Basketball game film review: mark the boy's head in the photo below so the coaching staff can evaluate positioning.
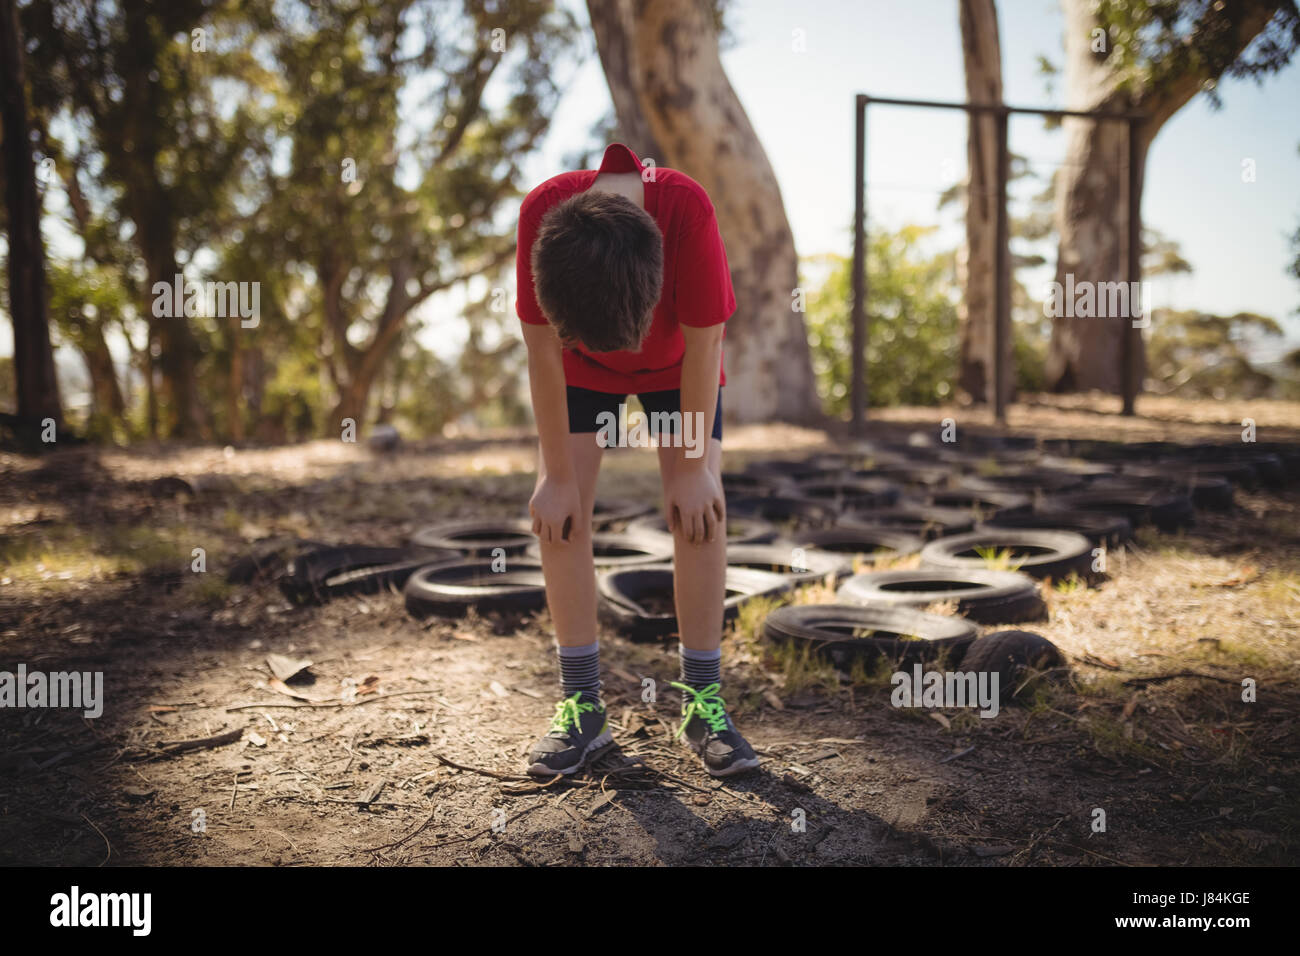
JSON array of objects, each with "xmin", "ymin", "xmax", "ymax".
[{"xmin": 530, "ymin": 190, "xmax": 663, "ymax": 353}]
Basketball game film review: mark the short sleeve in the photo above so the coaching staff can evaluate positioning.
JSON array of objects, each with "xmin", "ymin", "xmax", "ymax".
[
  {"xmin": 673, "ymin": 194, "xmax": 736, "ymax": 328},
  {"xmin": 515, "ymin": 190, "xmax": 550, "ymax": 326}
]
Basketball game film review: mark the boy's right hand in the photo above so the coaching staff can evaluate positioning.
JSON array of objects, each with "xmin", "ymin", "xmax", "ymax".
[{"xmin": 529, "ymin": 475, "xmax": 582, "ymax": 544}]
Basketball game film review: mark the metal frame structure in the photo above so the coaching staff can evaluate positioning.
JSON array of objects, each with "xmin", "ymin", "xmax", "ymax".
[{"xmin": 850, "ymin": 94, "xmax": 1146, "ymax": 434}]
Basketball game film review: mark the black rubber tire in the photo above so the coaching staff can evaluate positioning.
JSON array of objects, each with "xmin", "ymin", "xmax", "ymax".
[
  {"xmin": 524, "ymin": 530, "xmax": 674, "ymax": 568},
  {"xmin": 792, "ymin": 477, "xmax": 902, "ymax": 511},
  {"xmin": 926, "ymin": 488, "xmax": 1034, "ymax": 520},
  {"xmin": 743, "ymin": 459, "xmax": 840, "ymax": 483},
  {"xmin": 1107, "ymin": 470, "xmax": 1234, "ymax": 512},
  {"xmin": 919, "ymin": 529, "xmax": 1094, "ymax": 580},
  {"xmin": 721, "ymin": 471, "xmax": 793, "ymax": 497},
  {"xmin": 836, "ymin": 568, "xmax": 1046, "ymax": 624},
  {"xmin": 320, "ymin": 555, "xmax": 456, "ymax": 599},
  {"xmin": 1043, "ymin": 489, "xmax": 1194, "ymax": 532},
  {"xmin": 280, "ymin": 545, "xmax": 419, "ymax": 605},
  {"xmin": 790, "ymin": 527, "xmax": 924, "ymax": 561},
  {"xmin": 848, "ymin": 465, "xmax": 956, "ymax": 489},
  {"xmin": 627, "ymin": 513, "xmax": 780, "ymax": 546},
  {"xmin": 590, "ymin": 498, "xmax": 656, "ymax": 530},
  {"xmin": 762, "ymin": 604, "xmax": 978, "ymax": 665},
  {"xmin": 725, "ymin": 543, "xmax": 853, "ymax": 584},
  {"xmin": 727, "ymin": 494, "xmax": 840, "ymax": 529},
  {"xmin": 409, "ymin": 519, "xmax": 536, "ymax": 556},
  {"xmin": 403, "ymin": 559, "xmax": 548, "ymax": 617},
  {"xmin": 838, "ymin": 504, "xmax": 977, "ymax": 540},
  {"xmin": 227, "ymin": 537, "xmax": 329, "ymax": 584},
  {"xmin": 977, "ymin": 508, "xmax": 1132, "ymax": 546},
  {"xmin": 598, "ymin": 564, "xmax": 791, "ymax": 640},
  {"xmin": 958, "ymin": 630, "xmax": 1068, "ymax": 702},
  {"xmin": 959, "ymin": 469, "xmax": 1088, "ymax": 495}
]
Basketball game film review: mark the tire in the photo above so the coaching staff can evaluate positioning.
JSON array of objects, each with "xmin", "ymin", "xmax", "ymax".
[
  {"xmin": 280, "ymin": 545, "xmax": 419, "ymax": 605},
  {"xmin": 590, "ymin": 497, "xmax": 656, "ymax": 530},
  {"xmin": 977, "ymin": 509, "xmax": 1132, "ymax": 546},
  {"xmin": 1109, "ymin": 470, "xmax": 1233, "ymax": 511},
  {"xmin": 959, "ymin": 469, "xmax": 1088, "ymax": 495},
  {"xmin": 628, "ymin": 513, "xmax": 780, "ymax": 545},
  {"xmin": 792, "ymin": 477, "xmax": 902, "ymax": 511},
  {"xmin": 598, "ymin": 564, "xmax": 791, "ymax": 640},
  {"xmin": 958, "ymin": 630, "xmax": 1067, "ymax": 702},
  {"xmin": 725, "ymin": 543, "xmax": 853, "ymax": 584},
  {"xmin": 722, "ymin": 471, "xmax": 795, "ymax": 497},
  {"xmin": 319, "ymin": 555, "xmax": 456, "ymax": 599},
  {"xmin": 226, "ymin": 537, "xmax": 329, "ymax": 585},
  {"xmin": 927, "ymin": 488, "xmax": 1034, "ymax": 520},
  {"xmin": 409, "ymin": 519, "xmax": 536, "ymax": 556},
  {"xmin": 762, "ymin": 604, "xmax": 977, "ymax": 665},
  {"xmin": 836, "ymin": 568, "xmax": 1046, "ymax": 624},
  {"xmin": 1043, "ymin": 489, "xmax": 1194, "ymax": 532},
  {"xmin": 524, "ymin": 530, "xmax": 674, "ymax": 568},
  {"xmin": 838, "ymin": 504, "xmax": 976, "ymax": 540},
  {"xmin": 403, "ymin": 559, "xmax": 548, "ymax": 618},
  {"xmin": 790, "ymin": 527, "xmax": 924, "ymax": 561},
  {"xmin": 919, "ymin": 529, "xmax": 1094, "ymax": 580},
  {"xmin": 848, "ymin": 465, "xmax": 955, "ymax": 489},
  {"xmin": 743, "ymin": 459, "xmax": 840, "ymax": 483},
  {"xmin": 727, "ymin": 494, "xmax": 840, "ymax": 529}
]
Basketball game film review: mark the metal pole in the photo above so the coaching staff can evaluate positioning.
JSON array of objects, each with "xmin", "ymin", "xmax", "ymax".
[
  {"xmin": 992, "ymin": 108, "xmax": 1010, "ymax": 426},
  {"xmin": 1120, "ymin": 117, "xmax": 1141, "ymax": 416},
  {"xmin": 851, "ymin": 95, "xmax": 867, "ymax": 435}
]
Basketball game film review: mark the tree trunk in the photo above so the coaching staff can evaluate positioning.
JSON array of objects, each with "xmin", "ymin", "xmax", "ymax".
[
  {"xmin": 0, "ymin": 0, "xmax": 62, "ymax": 440},
  {"xmin": 587, "ymin": 0, "xmax": 820, "ymax": 424},
  {"xmin": 1047, "ymin": 0, "xmax": 1280, "ymax": 394},
  {"xmin": 956, "ymin": 0, "xmax": 1009, "ymax": 406}
]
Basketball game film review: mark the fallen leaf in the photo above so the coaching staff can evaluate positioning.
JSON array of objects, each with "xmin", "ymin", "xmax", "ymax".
[
  {"xmin": 247, "ymin": 731, "xmax": 267, "ymax": 747},
  {"xmin": 266, "ymin": 653, "xmax": 313, "ymax": 682},
  {"xmin": 146, "ymin": 705, "xmax": 178, "ymax": 714},
  {"xmin": 266, "ymin": 678, "xmax": 313, "ymax": 701},
  {"xmin": 450, "ymin": 631, "xmax": 480, "ymax": 643},
  {"xmin": 762, "ymin": 689, "xmax": 785, "ymax": 711},
  {"xmin": 489, "ymin": 680, "xmax": 509, "ymax": 698},
  {"xmin": 929, "ymin": 712, "xmax": 951, "ymax": 730}
]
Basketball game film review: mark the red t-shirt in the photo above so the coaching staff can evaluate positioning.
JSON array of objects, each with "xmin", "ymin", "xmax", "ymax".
[{"xmin": 515, "ymin": 143, "xmax": 735, "ymax": 393}]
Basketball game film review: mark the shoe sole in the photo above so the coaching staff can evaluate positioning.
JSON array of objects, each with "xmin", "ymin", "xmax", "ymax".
[
  {"xmin": 525, "ymin": 727, "xmax": 614, "ymax": 778},
  {"xmin": 678, "ymin": 736, "xmax": 762, "ymax": 777}
]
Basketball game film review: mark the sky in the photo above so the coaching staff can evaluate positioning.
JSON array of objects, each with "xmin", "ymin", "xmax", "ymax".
[{"xmin": 506, "ymin": 0, "xmax": 1300, "ymax": 362}]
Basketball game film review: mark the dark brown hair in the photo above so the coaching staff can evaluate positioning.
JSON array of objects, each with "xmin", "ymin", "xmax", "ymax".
[{"xmin": 530, "ymin": 190, "xmax": 663, "ymax": 353}]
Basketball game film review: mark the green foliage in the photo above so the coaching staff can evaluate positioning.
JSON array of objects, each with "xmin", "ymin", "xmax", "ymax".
[
  {"xmin": 1090, "ymin": 1, "xmax": 1300, "ymax": 106},
  {"xmin": 803, "ymin": 225, "xmax": 959, "ymax": 413},
  {"xmin": 1146, "ymin": 308, "xmax": 1292, "ymax": 399}
]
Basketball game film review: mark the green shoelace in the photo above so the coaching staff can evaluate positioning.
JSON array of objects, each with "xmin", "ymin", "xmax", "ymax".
[
  {"xmin": 669, "ymin": 681, "xmax": 730, "ymax": 737},
  {"xmin": 549, "ymin": 692, "xmax": 599, "ymax": 733}
]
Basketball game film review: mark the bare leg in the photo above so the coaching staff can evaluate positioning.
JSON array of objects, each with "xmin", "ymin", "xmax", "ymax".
[
  {"xmin": 658, "ymin": 438, "xmax": 726, "ymax": 652},
  {"xmin": 534, "ymin": 433, "xmax": 604, "ymax": 648}
]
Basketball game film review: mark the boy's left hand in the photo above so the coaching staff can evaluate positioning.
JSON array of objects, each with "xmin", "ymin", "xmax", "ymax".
[{"xmin": 666, "ymin": 468, "xmax": 725, "ymax": 545}]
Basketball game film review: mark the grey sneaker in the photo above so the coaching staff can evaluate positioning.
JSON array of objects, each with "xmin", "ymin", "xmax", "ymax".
[
  {"xmin": 670, "ymin": 681, "xmax": 760, "ymax": 777},
  {"xmin": 525, "ymin": 692, "xmax": 613, "ymax": 777}
]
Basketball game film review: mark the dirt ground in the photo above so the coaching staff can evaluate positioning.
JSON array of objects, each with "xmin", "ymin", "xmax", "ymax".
[{"xmin": 2, "ymin": 395, "xmax": 1298, "ymax": 867}]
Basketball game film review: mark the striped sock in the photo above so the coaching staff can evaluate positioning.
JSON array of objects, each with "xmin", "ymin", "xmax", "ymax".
[
  {"xmin": 557, "ymin": 641, "xmax": 601, "ymax": 703},
  {"xmin": 679, "ymin": 643, "xmax": 722, "ymax": 691}
]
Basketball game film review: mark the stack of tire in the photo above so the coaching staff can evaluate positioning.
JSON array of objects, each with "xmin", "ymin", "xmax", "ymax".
[
  {"xmin": 751, "ymin": 435, "xmax": 1296, "ymax": 688},
  {"xmin": 232, "ymin": 435, "xmax": 1295, "ymax": 669}
]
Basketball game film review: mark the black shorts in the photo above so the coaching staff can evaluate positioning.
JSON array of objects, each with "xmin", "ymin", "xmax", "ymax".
[{"xmin": 566, "ymin": 386, "xmax": 723, "ymax": 442}]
